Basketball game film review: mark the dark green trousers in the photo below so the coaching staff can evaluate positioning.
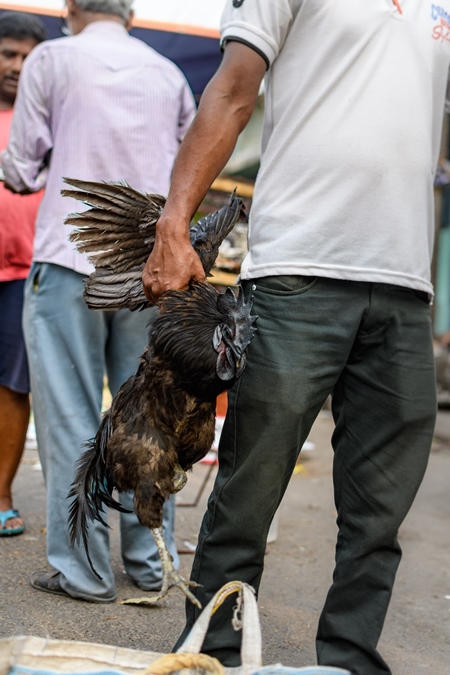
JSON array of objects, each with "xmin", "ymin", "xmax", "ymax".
[{"xmin": 175, "ymin": 277, "xmax": 436, "ymax": 675}]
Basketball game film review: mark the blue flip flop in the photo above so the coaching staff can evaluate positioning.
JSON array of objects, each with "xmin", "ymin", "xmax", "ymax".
[{"xmin": 0, "ymin": 509, "xmax": 25, "ymax": 536}]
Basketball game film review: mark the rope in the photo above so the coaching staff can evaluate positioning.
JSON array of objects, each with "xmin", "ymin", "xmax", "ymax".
[
  {"xmin": 231, "ymin": 592, "xmax": 243, "ymax": 632},
  {"xmin": 211, "ymin": 581, "xmax": 245, "ymax": 616},
  {"xmin": 141, "ymin": 652, "xmax": 226, "ymax": 675}
]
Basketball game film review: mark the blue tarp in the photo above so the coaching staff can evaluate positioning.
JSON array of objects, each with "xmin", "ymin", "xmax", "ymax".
[{"xmin": 0, "ymin": 9, "xmax": 222, "ymax": 99}]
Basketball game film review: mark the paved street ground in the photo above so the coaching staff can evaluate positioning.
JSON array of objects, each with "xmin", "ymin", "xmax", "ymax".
[{"xmin": 0, "ymin": 409, "xmax": 449, "ymax": 673}]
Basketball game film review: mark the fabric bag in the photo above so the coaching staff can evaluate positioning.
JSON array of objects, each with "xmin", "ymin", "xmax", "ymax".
[
  {"xmin": 175, "ymin": 582, "xmax": 349, "ymax": 675},
  {"xmin": 0, "ymin": 581, "xmax": 349, "ymax": 675}
]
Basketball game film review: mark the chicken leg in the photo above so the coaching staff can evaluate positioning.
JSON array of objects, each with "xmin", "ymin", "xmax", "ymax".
[{"xmin": 119, "ymin": 527, "xmax": 202, "ymax": 607}]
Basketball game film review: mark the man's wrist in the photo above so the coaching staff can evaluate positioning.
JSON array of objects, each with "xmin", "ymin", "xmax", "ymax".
[{"xmin": 156, "ymin": 212, "xmax": 193, "ymax": 242}]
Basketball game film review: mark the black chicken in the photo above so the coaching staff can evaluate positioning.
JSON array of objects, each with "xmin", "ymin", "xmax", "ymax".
[{"xmin": 64, "ymin": 179, "xmax": 257, "ymax": 607}]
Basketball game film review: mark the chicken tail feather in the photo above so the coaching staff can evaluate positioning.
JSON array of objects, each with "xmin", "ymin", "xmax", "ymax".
[{"xmin": 67, "ymin": 412, "xmax": 130, "ymax": 579}]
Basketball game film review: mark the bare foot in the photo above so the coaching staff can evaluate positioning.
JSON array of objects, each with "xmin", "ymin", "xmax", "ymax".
[
  {"xmin": 0, "ymin": 499, "xmax": 24, "ymax": 532},
  {"xmin": 2, "ymin": 514, "xmax": 24, "ymax": 530}
]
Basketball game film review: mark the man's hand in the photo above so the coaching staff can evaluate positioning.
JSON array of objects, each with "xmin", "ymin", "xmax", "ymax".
[
  {"xmin": 3, "ymin": 180, "xmax": 33, "ymax": 195},
  {"xmin": 142, "ymin": 218, "xmax": 206, "ymax": 304}
]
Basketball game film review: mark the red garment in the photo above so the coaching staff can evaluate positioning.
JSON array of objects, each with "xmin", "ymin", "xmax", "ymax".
[{"xmin": 0, "ymin": 109, "xmax": 43, "ymax": 281}]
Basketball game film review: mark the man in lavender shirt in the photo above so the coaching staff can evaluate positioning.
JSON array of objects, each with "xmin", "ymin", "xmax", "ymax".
[{"xmin": 1, "ymin": 0, "xmax": 196, "ymax": 602}]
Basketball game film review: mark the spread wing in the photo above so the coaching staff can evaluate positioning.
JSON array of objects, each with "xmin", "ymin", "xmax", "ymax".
[
  {"xmin": 63, "ymin": 178, "xmax": 246, "ymax": 312},
  {"xmin": 63, "ymin": 178, "xmax": 166, "ymax": 311}
]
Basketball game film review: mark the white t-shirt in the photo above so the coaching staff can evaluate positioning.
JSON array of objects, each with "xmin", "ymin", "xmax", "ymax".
[{"xmin": 221, "ymin": 0, "xmax": 450, "ymax": 294}]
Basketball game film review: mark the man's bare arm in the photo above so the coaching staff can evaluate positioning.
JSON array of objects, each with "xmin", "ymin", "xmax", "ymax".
[{"xmin": 142, "ymin": 41, "xmax": 267, "ymax": 302}]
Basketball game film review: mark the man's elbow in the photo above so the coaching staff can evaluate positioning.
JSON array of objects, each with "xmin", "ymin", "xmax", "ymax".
[{"xmin": 1, "ymin": 149, "xmax": 47, "ymax": 194}]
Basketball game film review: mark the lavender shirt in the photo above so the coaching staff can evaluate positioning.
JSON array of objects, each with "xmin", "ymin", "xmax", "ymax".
[{"xmin": 1, "ymin": 21, "xmax": 196, "ymax": 275}]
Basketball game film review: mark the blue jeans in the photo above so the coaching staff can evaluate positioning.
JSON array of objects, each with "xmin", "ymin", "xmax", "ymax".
[
  {"xmin": 175, "ymin": 276, "xmax": 436, "ymax": 675},
  {"xmin": 23, "ymin": 263, "xmax": 178, "ymax": 601}
]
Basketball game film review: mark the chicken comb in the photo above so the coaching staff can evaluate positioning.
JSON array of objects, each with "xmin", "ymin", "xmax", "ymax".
[
  {"xmin": 217, "ymin": 285, "xmax": 258, "ymax": 355},
  {"xmin": 213, "ymin": 286, "xmax": 258, "ymax": 382}
]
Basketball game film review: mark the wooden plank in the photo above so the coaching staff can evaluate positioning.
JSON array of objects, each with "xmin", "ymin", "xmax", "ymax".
[
  {"xmin": 211, "ymin": 177, "xmax": 254, "ymax": 199},
  {"xmin": 208, "ymin": 269, "xmax": 239, "ymax": 286}
]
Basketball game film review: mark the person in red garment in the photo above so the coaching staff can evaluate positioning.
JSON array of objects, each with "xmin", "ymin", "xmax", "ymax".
[{"xmin": 0, "ymin": 11, "xmax": 46, "ymax": 536}]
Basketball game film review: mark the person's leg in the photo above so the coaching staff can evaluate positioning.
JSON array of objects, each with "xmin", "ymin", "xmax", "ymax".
[
  {"xmin": 174, "ymin": 276, "xmax": 369, "ymax": 664},
  {"xmin": 23, "ymin": 263, "xmax": 115, "ymax": 601},
  {"xmin": 0, "ymin": 279, "xmax": 31, "ymax": 533},
  {"xmin": 316, "ymin": 285, "xmax": 436, "ymax": 675},
  {"xmin": 0, "ymin": 386, "xmax": 29, "ymax": 531},
  {"xmin": 105, "ymin": 307, "xmax": 179, "ymax": 587}
]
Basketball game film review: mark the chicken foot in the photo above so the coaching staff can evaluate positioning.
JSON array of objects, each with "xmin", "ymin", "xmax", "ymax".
[{"xmin": 119, "ymin": 526, "xmax": 202, "ymax": 608}]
